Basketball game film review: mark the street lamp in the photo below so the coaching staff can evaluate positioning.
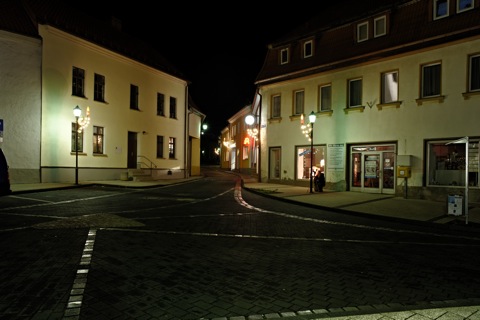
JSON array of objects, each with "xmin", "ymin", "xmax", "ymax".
[
  {"xmin": 73, "ymin": 105, "xmax": 81, "ymax": 185},
  {"xmin": 308, "ymin": 111, "xmax": 316, "ymax": 193}
]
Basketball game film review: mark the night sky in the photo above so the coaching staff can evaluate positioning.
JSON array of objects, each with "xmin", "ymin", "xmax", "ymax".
[{"xmin": 74, "ymin": 2, "xmax": 319, "ymax": 136}]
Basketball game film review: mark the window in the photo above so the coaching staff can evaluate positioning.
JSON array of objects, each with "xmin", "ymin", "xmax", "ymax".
[
  {"xmin": 348, "ymin": 78, "xmax": 362, "ymax": 107},
  {"xmin": 280, "ymin": 48, "xmax": 289, "ymax": 64},
  {"xmin": 458, "ymin": 0, "xmax": 474, "ymax": 12},
  {"xmin": 374, "ymin": 16, "xmax": 386, "ymax": 37},
  {"xmin": 71, "ymin": 123, "xmax": 83, "ymax": 153},
  {"xmin": 294, "ymin": 90, "xmax": 304, "ymax": 115},
  {"xmin": 94, "ymin": 73, "xmax": 105, "ymax": 102},
  {"xmin": 434, "ymin": 0, "xmax": 449, "ymax": 19},
  {"xmin": 168, "ymin": 137, "xmax": 176, "ymax": 159},
  {"xmin": 93, "ymin": 126, "xmax": 104, "ymax": 154},
  {"xmin": 130, "ymin": 84, "xmax": 139, "ymax": 110},
  {"xmin": 156, "ymin": 136, "xmax": 164, "ymax": 158},
  {"xmin": 357, "ymin": 22, "xmax": 368, "ymax": 42},
  {"xmin": 72, "ymin": 67, "xmax": 85, "ymax": 97},
  {"xmin": 421, "ymin": 62, "xmax": 441, "ymax": 98},
  {"xmin": 272, "ymin": 94, "xmax": 281, "ymax": 118},
  {"xmin": 318, "ymin": 84, "xmax": 331, "ymax": 111},
  {"xmin": 169, "ymin": 97, "xmax": 177, "ymax": 119},
  {"xmin": 381, "ymin": 71, "xmax": 399, "ymax": 103},
  {"xmin": 157, "ymin": 93, "xmax": 165, "ymax": 116},
  {"xmin": 468, "ymin": 54, "xmax": 480, "ymax": 92},
  {"xmin": 303, "ymin": 40, "xmax": 313, "ymax": 58},
  {"xmin": 427, "ymin": 139, "xmax": 479, "ymax": 187},
  {"xmin": 295, "ymin": 145, "xmax": 326, "ymax": 180}
]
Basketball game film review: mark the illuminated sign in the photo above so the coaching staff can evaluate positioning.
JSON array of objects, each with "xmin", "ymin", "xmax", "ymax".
[{"xmin": 243, "ymin": 137, "xmax": 250, "ymax": 145}]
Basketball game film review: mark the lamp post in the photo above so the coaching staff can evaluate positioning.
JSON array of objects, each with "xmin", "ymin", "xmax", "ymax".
[
  {"xmin": 308, "ymin": 111, "xmax": 316, "ymax": 193},
  {"xmin": 73, "ymin": 106, "xmax": 81, "ymax": 185}
]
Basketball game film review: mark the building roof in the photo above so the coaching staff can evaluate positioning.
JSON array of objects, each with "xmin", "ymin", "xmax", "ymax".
[
  {"xmin": 0, "ymin": 0, "xmax": 187, "ymax": 82},
  {"xmin": 255, "ymin": 0, "xmax": 480, "ymax": 85}
]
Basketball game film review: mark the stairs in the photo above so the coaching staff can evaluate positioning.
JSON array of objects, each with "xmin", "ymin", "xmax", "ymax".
[{"xmin": 127, "ymin": 169, "xmax": 154, "ymax": 181}]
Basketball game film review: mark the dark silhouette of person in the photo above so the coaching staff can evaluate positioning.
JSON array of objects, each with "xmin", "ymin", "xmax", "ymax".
[{"xmin": 314, "ymin": 170, "xmax": 325, "ymax": 192}]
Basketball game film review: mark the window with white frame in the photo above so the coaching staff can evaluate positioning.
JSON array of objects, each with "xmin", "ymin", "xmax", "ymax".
[
  {"xmin": 468, "ymin": 54, "xmax": 480, "ymax": 92},
  {"xmin": 357, "ymin": 22, "xmax": 368, "ymax": 42},
  {"xmin": 434, "ymin": 0, "xmax": 449, "ymax": 19},
  {"xmin": 303, "ymin": 40, "xmax": 313, "ymax": 58},
  {"xmin": 319, "ymin": 84, "xmax": 332, "ymax": 111},
  {"xmin": 272, "ymin": 94, "xmax": 281, "ymax": 118},
  {"xmin": 294, "ymin": 90, "xmax": 304, "ymax": 115},
  {"xmin": 381, "ymin": 70, "xmax": 399, "ymax": 103},
  {"xmin": 421, "ymin": 62, "xmax": 441, "ymax": 98},
  {"xmin": 374, "ymin": 16, "xmax": 386, "ymax": 37},
  {"xmin": 280, "ymin": 48, "xmax": 289, "ymax": 64},
  {"xmin": 93, "ymin": 126, "xmax": 104, "ymax": 154},
  {"xmin": 348, "ymin": 78, "xmax": 362, "ymax": 107},
  {"xmin": 427, "ymin": 139, "xmax": 479, "ymax": 187},
  {"xmin": 457, "ymin": 0, "xmax": 474, "ymax": 12}
]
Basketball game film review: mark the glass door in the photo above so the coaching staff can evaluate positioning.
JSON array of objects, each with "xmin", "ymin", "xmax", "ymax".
[{"xmin": 350, "ymin": 147, "xmax": 395, "ymax": 194}]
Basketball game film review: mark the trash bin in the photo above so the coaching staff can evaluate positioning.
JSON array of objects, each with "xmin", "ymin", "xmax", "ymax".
[
  {"xmin": 447, "ymin": 195, "xmax": 463, "ymax": 216},
  {"xmin": 120, "ymin": 172, "xmax": 129, "ymax": 181}
]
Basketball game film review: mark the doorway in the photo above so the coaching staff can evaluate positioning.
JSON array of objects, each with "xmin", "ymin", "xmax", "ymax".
[
  {"xmin": 127, "ymin": 131, "xmax": 137, "ymax": 168},
  {"xmin": 350, "ymin": 144, "xmax": 395, "ymax": 194}
]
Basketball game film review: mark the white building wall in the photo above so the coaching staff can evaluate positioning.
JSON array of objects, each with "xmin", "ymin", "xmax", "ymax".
[
  {"xmin": 260, "ymin": 37, "xmax": 480, "ymax": 192},
  {"xmin": 0, "ymin": 30, "xmax": 42, "ymax": 183},
  {"xmin": 39, "ymin": 25, "xmax": 187, "ymax": 182}
]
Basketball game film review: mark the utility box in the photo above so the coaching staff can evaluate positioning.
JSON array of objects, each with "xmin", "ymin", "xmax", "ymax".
[{"xmin": 447, "ymin": 195, "xmax": 463, "ymax": 216}]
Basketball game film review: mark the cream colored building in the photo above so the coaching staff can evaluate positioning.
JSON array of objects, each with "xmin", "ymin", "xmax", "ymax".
[
  {"xmin": 0, "ymin": 1, "xmax": 205, "ymax": 184},
  {"xmin": 254, "ymin": 0, "xmax": 480, "ymax": 201}
]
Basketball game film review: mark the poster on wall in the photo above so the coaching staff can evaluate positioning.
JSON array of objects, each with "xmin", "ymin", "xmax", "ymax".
[
  {"xmin": 365, "ymin": 160, "xmax": 377, "ymax": 178},
  {"xmin": 327, "ymin": 144, "xmax": 345, "ymax": 170}
]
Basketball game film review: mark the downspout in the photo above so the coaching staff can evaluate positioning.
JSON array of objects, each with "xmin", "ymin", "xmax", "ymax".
[
  {"xmin": 257, "ymin": 89, "xmax": 262, "ymax": 182},
  {"xmin": 184, "ymin": 85, "xmax": 189, "ymax": 178}
]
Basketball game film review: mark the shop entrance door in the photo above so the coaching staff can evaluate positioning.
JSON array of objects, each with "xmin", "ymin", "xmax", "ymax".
[{"xmin": 351, "ymin": 147, "xmax": 395, "ymax": 194}]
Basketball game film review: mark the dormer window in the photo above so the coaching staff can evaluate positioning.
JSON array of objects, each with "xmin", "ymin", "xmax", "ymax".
[
  {"xmin": 374, "ymin": 16, "xmax": 386, "ymax": 38},
  {"xmin": 434, "ymin": 0, "xmax": 449, "ymax": 19},
  {"xmin": 457, "ymin": 0, "xmax": 473, "ymax": 12},
  {"xmin": 303, "ymin": 40, "xmax": 313, "ymax": 58},
  {"xmin": 280, "ymin": 48, "xmax": 289, "ymax": 65},
  {"xmin": 357, "ymin": 22, "xmax": 368, "ymax": 42}
]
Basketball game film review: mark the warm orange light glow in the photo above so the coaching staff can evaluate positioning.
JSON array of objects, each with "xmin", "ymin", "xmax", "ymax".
[{"xmin": 243, "ymin": 137, "xmax": 250, "ymax": 145}]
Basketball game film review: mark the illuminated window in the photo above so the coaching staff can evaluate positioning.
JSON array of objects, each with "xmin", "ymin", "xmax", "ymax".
[
  {"xmin": 381, "ymin": 71, "xmax": 399, "ymax": 103},
  {"xmin": 169, "ymin": 137, "xmax": 175, "ymax": 159},
  {"xmin": 93, "ymin": 126, "xmax": 104, "ymax": 154},
  {"xmin": 71, "ymin": 123, "xmax": 83, "ymax": 152}
]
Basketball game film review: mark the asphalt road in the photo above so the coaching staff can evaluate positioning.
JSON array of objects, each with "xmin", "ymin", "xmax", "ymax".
[{"xmin": 1, "ymin": 168, "xmax": 479, "ymax": 320}]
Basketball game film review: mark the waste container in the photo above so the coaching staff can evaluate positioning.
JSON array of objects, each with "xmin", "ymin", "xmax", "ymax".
[{"xmin": 447, "ymin": 195, "xmax": 463, "ymax": 216}]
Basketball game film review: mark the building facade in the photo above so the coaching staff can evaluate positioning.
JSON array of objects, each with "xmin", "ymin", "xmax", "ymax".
[
  {"xmin": 0, "ymin": 0, "xmax": 205, "ymax": 184},
  {"xmin": 254, "ymin": 0, "xmax": 480, "ymax": 201}
]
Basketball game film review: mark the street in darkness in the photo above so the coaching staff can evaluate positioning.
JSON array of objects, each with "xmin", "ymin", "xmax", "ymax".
[{"xmin": 0, "ymin": 168, "xmax": 479, "ymax": 319}]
